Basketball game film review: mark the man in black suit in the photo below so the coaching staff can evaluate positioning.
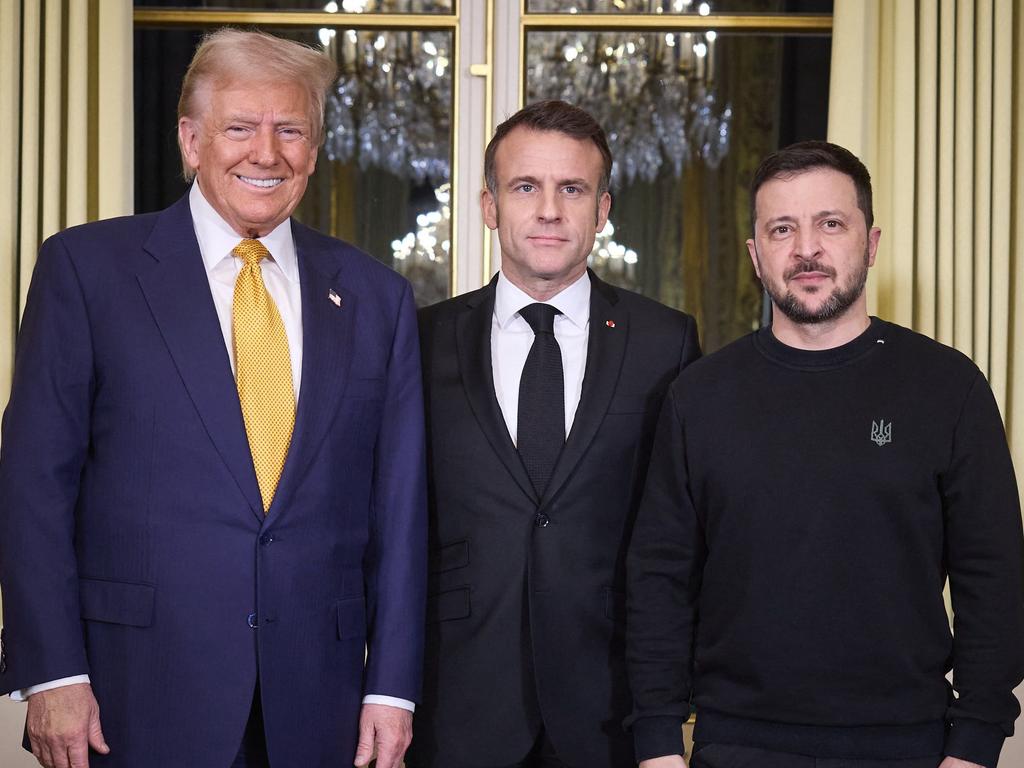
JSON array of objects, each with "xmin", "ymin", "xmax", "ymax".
[{"xmin": 408, "ymin": 101, "xmax": 701, "ymax": 768}]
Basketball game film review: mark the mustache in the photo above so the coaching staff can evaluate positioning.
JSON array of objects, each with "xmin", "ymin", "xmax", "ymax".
[{"xmin": 784, "ymin": 260, "xmax": 837, "ymax": 280}]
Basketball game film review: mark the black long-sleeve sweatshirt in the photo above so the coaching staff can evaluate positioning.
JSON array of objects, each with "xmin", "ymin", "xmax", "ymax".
[{"xmin": 627, "ymin": 318, "xmax": 1024, "ymax": 767}]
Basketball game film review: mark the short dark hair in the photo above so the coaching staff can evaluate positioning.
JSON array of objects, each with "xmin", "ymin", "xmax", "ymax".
[
  {"xmin": 749, "ymin": 140, "xmax": 874, "ymax": 230},
  {"xmin": 484, "ymin": 100, "xmax": 613, "ymax": 196}
]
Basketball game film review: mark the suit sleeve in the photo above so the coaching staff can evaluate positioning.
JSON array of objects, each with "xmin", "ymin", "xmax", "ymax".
[
  {"xmin": 677, "ymin": 315, "xmax": 702, "ymax": 372},
  {"xmin": 941, "ymin": 372, "xmax": 1024, "ymax": 768},
  {"xmin": 362, "ymin": 280, "xmax": 428, "ymax": 702},
  {"xmin": 0, "ymin": 235, "xmax": 94, "ymax": 695},
  {"xmin": 625, "ymin": 379, "xmax": 705, "ymax": 760}
]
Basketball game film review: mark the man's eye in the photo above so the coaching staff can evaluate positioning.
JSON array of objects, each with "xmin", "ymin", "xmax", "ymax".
[
  {"xmin": 516, "ymin": 184, "xmax": 534, "ymax": 193},
  {"xmin": 772, "ymin": 225, "xmax": 790, "ymax": 235},
  {"xmin": 564, "ymin": 186, "xmax": 581, "ymax": 194},
  {"xmin": 226, "ymin": 126, "xmax": 250, "ymax": 137},
  {"xmin": 823, "ymin": 219, "xmax": 842, "ymax": 229},
  {"xmin": 279, "ymin": 128, "xmax": 303, "ymax": 139}
]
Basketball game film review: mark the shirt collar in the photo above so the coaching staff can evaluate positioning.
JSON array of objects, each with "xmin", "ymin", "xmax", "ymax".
[
  {"xmin": 188, "ymin": 181, "xmax": 299, "ymax": 283},
  {"xmin": 494, "ymin": 269, "xmax": 591, "ymax": 331}
]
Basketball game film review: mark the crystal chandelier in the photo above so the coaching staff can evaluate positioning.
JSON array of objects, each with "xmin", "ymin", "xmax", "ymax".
[
  {"xmin": 317, "ymin": 0, "xmax": 727, "ymax": 188},
  {"xmin": 320, "ymin": 19, "xmax": 452, "ymax": 185},
  {"xmin": 527, "ymin": 0, "xmax": 731, "ymax": 186}
]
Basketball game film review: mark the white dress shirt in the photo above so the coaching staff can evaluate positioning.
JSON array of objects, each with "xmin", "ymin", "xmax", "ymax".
[
  {"xmin": 491, "ymin": 270, "xmax": 591, "ymax": 444},
  {"xmin": 14, "ymin": 183, "xmax": 413, "ymax": 713}
]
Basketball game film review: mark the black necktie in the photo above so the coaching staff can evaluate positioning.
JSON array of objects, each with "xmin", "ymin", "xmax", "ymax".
[{"xmin": 517, "ymin": 303, "xmax": 565, "ymax": 497}]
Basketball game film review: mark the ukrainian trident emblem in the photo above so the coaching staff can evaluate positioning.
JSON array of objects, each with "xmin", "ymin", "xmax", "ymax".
[{"xmin": 871, "ymin": 419, "xmax": 892, "ymax": 446}]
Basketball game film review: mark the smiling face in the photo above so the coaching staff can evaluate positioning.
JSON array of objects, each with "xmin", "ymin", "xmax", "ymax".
[
  {"xmin": 482, "ymin": 126, "xmax": 611, "ymax": 300},
  {"xmin": 178, "ymin": 79, "xmax": 318, "ymax": 237},
  {"xmin": 747, "ymin": 167, "xmax": 881, "ymax": 331}
]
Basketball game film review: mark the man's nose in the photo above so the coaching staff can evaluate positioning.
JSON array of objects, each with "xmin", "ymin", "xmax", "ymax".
[
  {"xmin": 536, "ymin": 189, "xmax": 562, "ymax": 221},
  {"xmin": 248, "ymin": 127, "xmax": 279, "ymax": 165},
  {"xmin": 793, "ymin": 227, "xmax": 822, "ymax": 259}
]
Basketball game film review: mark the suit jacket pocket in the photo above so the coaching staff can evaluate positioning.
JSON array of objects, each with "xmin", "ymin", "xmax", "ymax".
[
  {"xmin": 427, "ymin": 587, "xmax": 470, "ymax": 623},
  {"xmin": 607, "ymin": 394, "xmax": 650, "ymax": 415},
  {"xmin": 604, "ymin": 588, "xmax": 626, "ymax": 623},
  {"xmin": 336, "ymin": 596, "xmax": 367, "ymax": 641},
  {"xmin": 79, "ymin": 578, "xmax": 155, "ymax": 627},
  {"xmin": 429, "ymin": 539, "xmax": 469, "ymax": 573}
]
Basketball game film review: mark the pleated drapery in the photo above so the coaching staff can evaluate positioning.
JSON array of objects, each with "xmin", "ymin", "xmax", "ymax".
[
  {"xmin": 0, "ymin": 0, "xmax": 133, "ymax": 399},
  {"xmin": 828, "ymin": 0, "xmax": 1024, "ymax": 492}
]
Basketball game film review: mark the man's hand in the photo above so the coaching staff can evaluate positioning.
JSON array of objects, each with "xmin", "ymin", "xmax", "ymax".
[
  {"xmin": 352, "ymin": 703, "xmax": 412, "ymax": 768},
  {"xmin": 939, "ymin": 759, "xmax": 986, "ymax": 768},
  {"xmin": 26, "ymin": 683, "xmax": 109, "ymax": 768},
  {"xmin": 639, "ymin": 757, "xmax": 688, "ymax": 768}
]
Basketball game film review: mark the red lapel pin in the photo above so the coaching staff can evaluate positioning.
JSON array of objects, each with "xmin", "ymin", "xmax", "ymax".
[{"xmin": 605, "ymin": 320, "xmax": 616, "ymax": 328}]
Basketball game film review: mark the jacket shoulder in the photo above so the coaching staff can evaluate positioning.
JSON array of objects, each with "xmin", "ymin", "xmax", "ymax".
[
  {"xmin": 418, "ymin": 283, "xmax": 492, "ymax": 327},
  {"xmin": 293, "ymin": 221, "xmax": 411, "ymax": 295},
  {"xmin": 45, "ymin": 210, "xmax": 162, "ymax": 253},
  {"xmin": 609, "ymin": 283, "xmax": 695, "ymax": 327}
]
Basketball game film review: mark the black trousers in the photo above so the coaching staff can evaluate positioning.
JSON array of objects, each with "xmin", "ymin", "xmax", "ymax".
[
  {"xmin": 406, "ymin": 728, "xmax": 569, "ymax": 768},
  {"xmin": 691, "ymin": 743, "xmax": 943, "ymax": 768},
  {"xmin": 514, "ymin": 729, "xmax": 569, "ymax": 768}
]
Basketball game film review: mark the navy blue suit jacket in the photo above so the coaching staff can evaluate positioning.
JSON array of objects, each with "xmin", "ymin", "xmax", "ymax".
[{"xmin": 0, "ymin": 194, "xmax": 427, "ymax": 767}]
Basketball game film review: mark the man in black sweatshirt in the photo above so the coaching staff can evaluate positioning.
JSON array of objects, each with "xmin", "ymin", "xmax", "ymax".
[{"xmin": 626, "ymin": 141, "xmax": 1024, "ymax": 768}]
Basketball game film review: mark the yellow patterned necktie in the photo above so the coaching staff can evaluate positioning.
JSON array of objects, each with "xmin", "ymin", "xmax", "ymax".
[{"xmin": 232, "ymin": 238, "xmax": 295, "ymax": 514}]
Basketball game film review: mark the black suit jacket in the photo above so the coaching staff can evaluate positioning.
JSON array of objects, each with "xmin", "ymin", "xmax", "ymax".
[{"xmin": 409, "ymin": 271, "xmax": 700, "ymax": 768}]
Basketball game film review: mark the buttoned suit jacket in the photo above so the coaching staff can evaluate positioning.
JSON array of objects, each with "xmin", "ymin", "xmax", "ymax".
[
  {"xmin": 0, "ymin": 194, "xmax": 427, "ymax": 767},
  {"xmin": 408, "ymin": 271, "xmax": 700, "ymax": 768}
]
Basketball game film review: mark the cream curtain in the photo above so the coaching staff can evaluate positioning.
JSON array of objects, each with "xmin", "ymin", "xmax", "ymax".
[
  {"xmin": 0, "ymin": 0, "xmax": 133, "ymax": 402},
  {"xmin": 829, "ymin": 0, "xmax": 1024, "ymax": 488}
]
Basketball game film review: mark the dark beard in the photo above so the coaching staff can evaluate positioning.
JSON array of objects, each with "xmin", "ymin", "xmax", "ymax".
[{"xmin": 766, "ymin": 251, "xmax": 870, "ymax": 325}]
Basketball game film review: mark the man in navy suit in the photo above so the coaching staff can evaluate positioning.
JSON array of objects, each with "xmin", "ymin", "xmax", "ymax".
[{"xmin": 0, "ymin": 29, "xmax": 426, "ymax": 768}]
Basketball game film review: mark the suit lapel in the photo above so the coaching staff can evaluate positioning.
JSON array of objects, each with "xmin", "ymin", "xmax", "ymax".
[
  {"xmin": 455, "ymin": 280, "xmax": 538, "ymax": 504},
  {"xmin": 542, "ymin": 271, "xmax": 627, "ymax": 506},
  {"xmin": 136, "ymin": 195, "xmax": 264, "ymax": 519},
  {"xmin": 268, "ymin": 223, "xmax": 356, "ymax": 516}
]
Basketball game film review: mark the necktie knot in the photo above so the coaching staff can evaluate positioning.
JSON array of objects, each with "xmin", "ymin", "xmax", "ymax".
[
  {"xmin": 519, "ymin": 303, "xmax": 561, "ymax": 335},
  {"xmin": 233, "ymin": 238, "xmax": 271, "ymax": 267}
]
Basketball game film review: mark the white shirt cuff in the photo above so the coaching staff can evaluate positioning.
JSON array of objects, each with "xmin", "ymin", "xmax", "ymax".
[
  {"xmin": 11, "ymin": 675, "xmax": 91, "ymax": 701},
  {"xmin": 362, "ymin": 694, "xmax": 415, "ymax": 712}
]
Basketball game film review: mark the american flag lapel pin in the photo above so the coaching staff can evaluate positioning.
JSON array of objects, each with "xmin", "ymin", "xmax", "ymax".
[{"xmin": 328, "ymin": 289, "xmax": 342, "ymax": 307}]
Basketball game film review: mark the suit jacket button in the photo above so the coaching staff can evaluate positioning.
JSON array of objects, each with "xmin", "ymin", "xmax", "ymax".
[
  {"xmin": 247, "ymin": 612, "xmax": 258, "ymax": 628},
  {"xmin": 259, "ymin": 533, "xmax": 274, "ymax": 545},
  {"xmin": 535, "ymin": 512, "xmax": 550, "ymax": 528}
]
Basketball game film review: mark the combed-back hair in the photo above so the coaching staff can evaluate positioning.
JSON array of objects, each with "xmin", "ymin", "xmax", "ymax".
[
  {"xmin": 484, "ymin": 100, "xmax": 613, "ymax": 195},
  {"xmin": 176, "ymin": 28, "xmax": 337, "ymax": 180},
  {"xmin": 749, "ymin": 140, "xmax": 874, "ymax": 230}
]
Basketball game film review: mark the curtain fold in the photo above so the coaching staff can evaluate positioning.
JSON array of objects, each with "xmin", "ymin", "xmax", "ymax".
[
  {"xmin": 828, "ymin": 0, "xmax": 1024, "ymax": 492},
  {"xmin": 0, "ymin": 2, "xmax": 21, "ymax": 402},
  {"xmin": 0, "ymin": 0, "xmax": 133, "ymax": 402}
]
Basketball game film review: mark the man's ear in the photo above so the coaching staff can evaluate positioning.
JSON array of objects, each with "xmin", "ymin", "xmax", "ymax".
[
  {"xmin": 178, "ymin": 117, "xmax": 202, "ymax": 173},
  {"xmin": 746, "ymin": 238, "xmax": 762, "ymax": 280},
  {"xmin": 867, "ymin": 226, "xmax": 881, "ymax": 268},
  {"xmin": 595, "ymin": 190, "xmax": 611, "ymax": 232},
  {"xmin": 480, "ymin": 188, "xmax": 498, "ymax": 231}
]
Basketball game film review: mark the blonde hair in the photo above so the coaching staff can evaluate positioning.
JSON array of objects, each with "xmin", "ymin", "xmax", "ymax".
[{"xmin": 176, "ymin": 28, "xmax": 338, "ymax": 180}]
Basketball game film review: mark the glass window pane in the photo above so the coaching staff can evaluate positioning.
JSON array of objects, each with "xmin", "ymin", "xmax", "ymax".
[
  {"xmin": 525, "ymin": 29, "xmax": 830, "ymax": 351},
  {"xmin": 526, "ymin": 0, "xmax": 830, "ymax": 15},
  {"xmin": 135, "ymin": 25, "xmax": 453, "ymax": 305},
  {"xmin": 135, "ymin": 0, "xmax": 454, "ymax": 13}
]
